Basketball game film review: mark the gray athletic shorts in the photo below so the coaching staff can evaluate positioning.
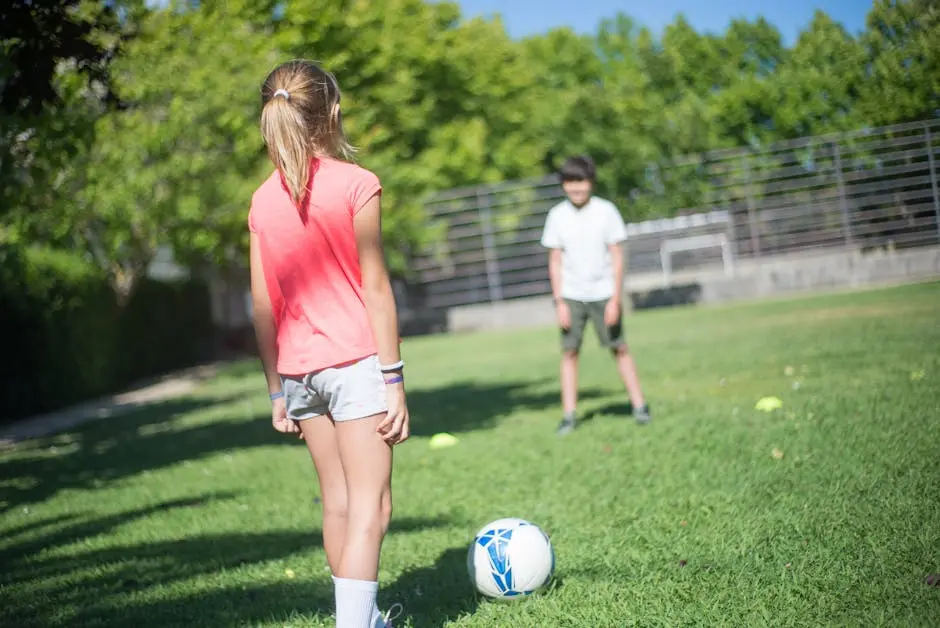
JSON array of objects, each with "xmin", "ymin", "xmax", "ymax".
[
  {"xmin": 561, "ymin": 298, "xmax": 625, "ymax": 352},
  {"xmin": 280, "ymin": 354, "xmax": 388, "ymax": 422}
]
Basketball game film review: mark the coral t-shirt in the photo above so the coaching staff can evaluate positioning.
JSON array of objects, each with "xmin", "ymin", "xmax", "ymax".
[{"xmin": 248, "ymin": 157, "xmax": 381, "ymax": 375}]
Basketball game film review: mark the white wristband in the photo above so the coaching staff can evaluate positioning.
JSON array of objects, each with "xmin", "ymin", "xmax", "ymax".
[{"xmin": 379, "ymin": 360, "xmax": 404, "ymax": 373}]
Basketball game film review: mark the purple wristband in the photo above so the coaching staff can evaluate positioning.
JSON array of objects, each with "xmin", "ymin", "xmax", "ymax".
[{"xmin": 384, "ymin": 375, "xmax": 404, "ymax": 385}]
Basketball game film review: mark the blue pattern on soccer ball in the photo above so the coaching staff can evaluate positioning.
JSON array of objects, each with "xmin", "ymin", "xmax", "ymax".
[{"xmin": 476, "ymin": 523, "xmax": 538, "ymax": 597}]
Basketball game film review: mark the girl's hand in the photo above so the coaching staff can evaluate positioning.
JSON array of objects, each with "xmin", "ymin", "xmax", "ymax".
[
  {"xmin": 272, "ymin": 397, "xmax": 302, "ymax": 438},
  {"xmin": 377, "ymin": 382, "xmax": 410, "ymax": 445}
]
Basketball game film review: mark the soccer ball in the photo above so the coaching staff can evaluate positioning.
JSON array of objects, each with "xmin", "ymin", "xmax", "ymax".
[{"xmin": 467, "ymin": 517, "xmax": 555, "ymax": 599}]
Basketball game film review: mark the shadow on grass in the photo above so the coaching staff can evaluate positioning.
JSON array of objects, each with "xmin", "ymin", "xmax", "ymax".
[
  {"xmin": 406, "ymin": 380, "xmax": 607, "ymax": 437},
  {"xmin": 0, "ymin": 394, "xmax": 275, "ymax": 512},
  {"xmin": 2, "ymin": 378, "xmax": 602, "ymax": 512},
  {"xmin": 0, "ymin": 494, "xmax": 241, "ymax": 567},
  {"xmin": 1, "ymin": 497, "xmax": 454, "ymax": 628},
  {"xmin": 382, "ymin": 546, "xmax": 480, "ymax": 627},
  {"xmin": 0, "ymin": 365, "xmax": 614, "ymax": 518},
  {"xmin": 581, "ymin": 399, "xmax": 634, "ymax": 423}
]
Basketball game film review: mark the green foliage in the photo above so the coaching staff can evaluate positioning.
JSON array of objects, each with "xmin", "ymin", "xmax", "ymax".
[
  {"xmin": 860, "ymin": 0, "xmax": 940, "ymax": 126},
  {"xmin": 113, "ymin": 278, "xmax": 215, "ymax": 388},
  {"xmin": 0, "ymin": 244, "xmax": 213, "ymax": 421},
  {"xmin": 0, "ymin": 245, "xmax": 116, "ymax": 418},
  {"xmin": 50, "ymin": 5, "xmax": 275, "ymax": 300},
  {"xmin": 2, "ymin": 0, "xmax": 938, "ymax": 279},
  {"xmin": 773, "ymin": 11, "xmax": 866, "ymax": 138},
  {"xmin": 0, "ymin": 0, "xmax": 136, "ymax": 227}
]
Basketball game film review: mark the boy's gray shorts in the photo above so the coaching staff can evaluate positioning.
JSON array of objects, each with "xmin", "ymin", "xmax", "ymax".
[{"xmin": 280, "ymin": 354, "xmax": 388, "ymax": 422}]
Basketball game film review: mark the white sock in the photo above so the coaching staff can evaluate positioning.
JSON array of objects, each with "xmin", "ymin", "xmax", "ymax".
[
  {"xmin": 333, "ymin": 576, "xmax": 385, "ymax": 628},
  {"xmin": 372, "ymin": 605, "xmax": 387, "ymax": 628}
]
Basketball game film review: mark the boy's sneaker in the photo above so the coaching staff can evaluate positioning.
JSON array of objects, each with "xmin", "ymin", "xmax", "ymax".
[
  {"xmin": 633, "ymin": 404, "xmax": 652, "ymax": 425},
  {"xmin": 556, "ymin": 414, "xmax": 576, "ymax": 436}
]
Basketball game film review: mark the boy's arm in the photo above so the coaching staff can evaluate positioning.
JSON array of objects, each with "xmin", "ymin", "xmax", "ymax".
[
  {"xmin": 541, "ymin": 210, "xmax": 564, "ymax": 303},
  {"xmin": 542, "ymin": 211, "xmax": 570, "ymax": 327},
  {"xmin": 608, "ymin": 242, "xmax": 624, "ymax": 304},
  {"xmin": 549, "ymin": 248, "xmax": 571, "ymax": 328},
  {"xmin": 250, "ymin": 232, "xmax": 282, "ymax": 395},
  {"xmin": 549, "ymin": 248, "xmax": 564, "ymax": 302},
  {"xmin": 606, "ymin": 203, "xmax": 628, "ymax": 305}
]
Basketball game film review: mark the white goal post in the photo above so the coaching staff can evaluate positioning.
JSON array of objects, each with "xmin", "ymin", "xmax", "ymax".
[{"xmin": 659, "ymin": 233, "xmax": 734, "ymax": 286}]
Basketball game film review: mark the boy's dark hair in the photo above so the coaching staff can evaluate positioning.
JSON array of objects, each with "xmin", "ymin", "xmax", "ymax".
[{"xmin": 559, "ymin": 155, "xmax": 596, "ymax": 182}]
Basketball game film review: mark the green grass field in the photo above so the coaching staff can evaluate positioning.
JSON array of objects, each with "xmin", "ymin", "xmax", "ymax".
[{"xmin": 2, "ymin": 283, "xmax": 939, "ymax": 627}]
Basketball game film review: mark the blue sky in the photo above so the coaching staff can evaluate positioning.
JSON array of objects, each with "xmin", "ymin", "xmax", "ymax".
[{"xmin": 454, "ymin": 0, "xmax": 871, "ymax": 44}]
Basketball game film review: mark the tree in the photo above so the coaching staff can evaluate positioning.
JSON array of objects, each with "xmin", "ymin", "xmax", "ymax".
[
  {"xmin": 520, "ymin": 27, "xmax": 604, "ymax": 172},
  {"xmin": 8, "ymin": 0, "xmax": 940, "ymax": 283},
  {"xmin": 0, "ymin": 0, "xmax": 129, "ymax": 116},
  {"xmin": 0, "ymin": 0, "xmax": 135, "ymax": 228},
  {"xmin": 772, "ymin": 11, "xmax": 866, "ymax": 139},
  {"xmin": 708, "ymin": 18, "xmax": 785, "ymax": 150},
  {"xmin": 859, "ymin": 0, "xmax": 940, "ymax": 126},
  {"xmin": 34, "ymin": 4, "xmax": 276, "ymax": 304}
]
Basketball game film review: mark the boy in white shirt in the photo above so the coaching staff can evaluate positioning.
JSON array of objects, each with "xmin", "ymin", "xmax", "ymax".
[{"xmin": 540, "ymin": 155, "xmax": 651, "ymax": 435}]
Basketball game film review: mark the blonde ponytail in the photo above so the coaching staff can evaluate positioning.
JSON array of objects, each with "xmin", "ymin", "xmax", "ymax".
[
  {"xmin": 259, "ymin": 60, "xmax": 356, "ymax": 209},
  {"xmin": 261, "ymin": 96, "xmax": 311, "ymax": 206}
]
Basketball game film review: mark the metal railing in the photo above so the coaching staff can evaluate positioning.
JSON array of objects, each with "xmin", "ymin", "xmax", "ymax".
[{"xmin": 412, "ymin": 119, "xmax": 940, "ymax": 309}]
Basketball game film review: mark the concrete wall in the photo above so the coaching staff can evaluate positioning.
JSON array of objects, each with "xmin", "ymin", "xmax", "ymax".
[
  {"xmin": 446, "ymin": 245, "xmax": 940, "ymax": 333},
  {"xmin": 700, "ymin": 245, "xmax": 940, "ymax": 303}
]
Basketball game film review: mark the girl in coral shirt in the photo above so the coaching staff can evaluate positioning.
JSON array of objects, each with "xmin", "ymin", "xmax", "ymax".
[{"xmin": 249, "ymin": 59, "xmax": 407, "ymax": 628}]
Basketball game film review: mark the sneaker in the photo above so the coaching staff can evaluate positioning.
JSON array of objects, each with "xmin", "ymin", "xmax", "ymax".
[
  {"xmin": 382, "ymin": 603, "xmax": 404, "ymax": 627},
  {"xmin": 556, "ymin": 416, "xmax": 576, "ymax": 436},
  {"xmin": 633, "ymin": 404, "xmax": 652, "ymax": 425}
]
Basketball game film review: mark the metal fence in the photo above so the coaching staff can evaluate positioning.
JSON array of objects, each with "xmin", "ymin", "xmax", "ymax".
[{"xmin": 412, "ymin": 119, "xmax": 940, "ymax": 310}]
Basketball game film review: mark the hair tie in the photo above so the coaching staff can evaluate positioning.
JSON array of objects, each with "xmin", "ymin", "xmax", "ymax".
[{"xmin": 273, "ymin": 88, "xmax": 290, "ymax": 101}]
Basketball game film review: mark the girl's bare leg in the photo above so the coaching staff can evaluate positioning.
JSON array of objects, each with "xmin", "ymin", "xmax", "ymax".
[
  {"xmin": 298, "ymin": 415, "xmax": 347, "ymax": 574},
  {"xmin": 332, "ymin": 412, "xmax": 393, "ymax": 628}
]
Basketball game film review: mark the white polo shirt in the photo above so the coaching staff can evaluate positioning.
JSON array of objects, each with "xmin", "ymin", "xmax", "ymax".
[{"xmin": 540, "ymin": 196, "xmax": 627, "ymax": 302}]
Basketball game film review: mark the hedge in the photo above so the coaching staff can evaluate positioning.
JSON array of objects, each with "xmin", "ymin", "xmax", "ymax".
[{"xmin": 0, "ymin": 244, "xmax": 214, "ymax": 422}]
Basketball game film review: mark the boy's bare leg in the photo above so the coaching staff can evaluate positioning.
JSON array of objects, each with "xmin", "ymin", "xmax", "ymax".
[
  {"xmin": 561, "ymin": 350, "xmax": 579, "ymax": 415},
  {"xmin": 557, "ymin": 350, "xmax": 579, "ymax": 435},
  {"xmin": 614, "ymin": 345, "xmax": 651, "ymax": 423}
]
